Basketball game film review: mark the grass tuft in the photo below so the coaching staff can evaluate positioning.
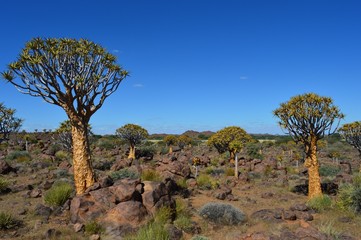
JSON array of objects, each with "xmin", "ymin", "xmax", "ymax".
[{"xmin": 44, "ymin": 181, "xmax": 73, "ymax": 207}]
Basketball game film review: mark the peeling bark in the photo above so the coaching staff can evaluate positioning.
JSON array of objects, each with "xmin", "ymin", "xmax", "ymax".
[
  {"xmin": 128, "ymin": 145, "xmax": 135, "ymax": 159},
  {"xmin": 71, "ymin": 122, "xmax": 95, "ymax": 195},
  {"xmin": 304, "ymin": 137, "xmax": 322, "ymax": 199}
]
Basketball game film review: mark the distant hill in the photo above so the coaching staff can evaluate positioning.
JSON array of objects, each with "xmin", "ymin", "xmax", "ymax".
[{"xmin": 149, "ymin": 130, "xmax": 215, "ymax": 140}]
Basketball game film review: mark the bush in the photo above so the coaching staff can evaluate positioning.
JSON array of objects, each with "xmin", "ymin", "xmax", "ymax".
[
  {"xmin": 317, "ymin": 221, "xmax": 342, "ymax": 239},
  {"xmin": 84, "ymin": 220, "xmax": 104, "ymax": 235},
  {"xmin": 0, "ymin": 212, "xmax": 19, "ymax": 230},
  {"xmin": 55, "ymin": 150, "xmax": 69, "ymax": 161},
  {"xmin": 174, "ymin": 214, "xmax": 193, "ymax": 232},
  {"xmin": 197, "ymin": 174, "xmax": 218, "ymax": 190},
  {"xmin": 0, "ymin": 178, "xmax": 9, "ymax": 192},
  {"xmin": 205, "ymin": 167, "xmax": 224, "ymax": 176},
  {"xmin": 96, "ymin": 137, "xmax": 117, "ymax": 150},
  {"xmin": 110, "ymin": 168, "xmax": 139, "ymax": 181},
  {"xmin": 199, "ymin": 202, "xmax": 246, "ymax": 225},
  {"xmin": 154, "ymin": 206, "xmax": 173, "ymax": 224},
  {"xmin": 44, "ymin": 182, "xmax": 73, "ymax": 206},
  {"xmin": 6, "ymin": 151, "xmax": 31, "ymax": 162},
  {"xmin": 307, "ymin": 194, "xmax": 332, "ymax": 212},
  {"xmin": 319, "ymin": 165, "xmax": 340, "ymax": 177},
  {"xmin": 127, "ymin": 221, "xmax": 168, "ymax": 240},
  {"xmin": 141, "ymin": 169, "xmax": 162, "ymax": 182}
]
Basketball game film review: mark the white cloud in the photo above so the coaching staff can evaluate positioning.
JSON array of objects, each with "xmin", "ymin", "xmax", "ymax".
[
  {"xmin": 240, "ymin": 76, "xmax": 248, "ymax": 80},
  {"xmin": 133, "ymin": 84, "xmax": 144, "ymax": 88},
  {"xmin": 112, "ymin": 49, "xmax": 120, "ymax": 53}
]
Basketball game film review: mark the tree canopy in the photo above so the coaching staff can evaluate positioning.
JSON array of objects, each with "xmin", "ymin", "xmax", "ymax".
[
  {"xmin": 339, "ymin": 121, "xmax": 361, "ymax": 156},
  {"xmin": 2, "ymin": 37, "xmax": 129, "ymax": 124},
  {"xmin": 0, "ymin": 103, "xmax": 23, "ymax": 143},
  {"xmin": 273, "ymin": 93, "xmax": 344, "ymax": 145},
  {"xmin": 207, "ymin": 126, "xmax": 252, "ymax": 160}
]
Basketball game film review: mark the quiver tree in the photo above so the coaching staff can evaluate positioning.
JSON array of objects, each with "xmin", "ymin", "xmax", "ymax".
[
  {"xmin": 207, "ymin": 126, "xmax": 252, "ymax": 163},
  {"xmin": 164, "ymin": 135, "xmax": 178, "ymax": 153},
  {"xmin": 177, "ymin": 135, "xmax": 192, "ymax": 149},
  {"xmin": 339, "ymin": 121, "xmax": 361, "ymax": 171},
  {"xmin": 274, "ymin": 93, "xmax": 344, "ymax": 198},
  {"xmin": 0, "ymin": 103, "xmax": 23, "ymax": 143},
  {"xmin": 115, "ymin": 124, "xmax": 149, "ymax": 159},
  {"xmin": 2, "ymin": 37, "xmax": 129, "ymax": 194}
]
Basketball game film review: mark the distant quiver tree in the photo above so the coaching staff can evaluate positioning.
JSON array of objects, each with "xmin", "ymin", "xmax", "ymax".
[
  {"xmin": 2, "ymin": 38, "xmax": 129, "ymax": 194},
  {"xmin": 116, "ymin": 124, "xmax": 149, "ymax": 159},
  {"xmin": 0, "ymin": 103, "xmax": 23, "ymax": 143},
  {"xmin": 164, "ymin": 135, "xmax": 178, "ymax": 153},
  {"xmin": 274, "ymin": 93, "xmax": 344, "ymax": 198},
  {"xmin": 339, "ymin": 121, "xmax": 361, "ymax": 171},
  {"xmin": 208, "ymin": 126, "xmax": 252, "ymax": 177}
]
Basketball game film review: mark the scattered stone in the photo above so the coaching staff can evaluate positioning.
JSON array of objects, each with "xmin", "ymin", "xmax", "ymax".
[
  {"xmin": 166, "ymin": 224, "xmax": 183, "ymax": 240},
  {"xmin": 290, "ymin": 203, "xmax": 309, "ymax": 211},
  {"xmin": 261, "ymin": 192, "xmax": 274, "ymax": 198},
  {"xmin": 89, "ymin": 234, "xmax": 101, "ymax": 240},
  {"xmin": 34, "ymin": 204, "xmax": 52, "ymax": 219},
  {"xmin": 338, "ymin": 216, "xmax": 353, "ymax": 223},
  {"xmin": 73, "ymin": 223, "xmax": 84, "ymax": 233},
  {"xmin": 30, "ymin": 189, "xmax": 42, "ymax": 198},
  {"xmin": 283, "ymin": 210, "xmax": 297, "ymax": 221}
]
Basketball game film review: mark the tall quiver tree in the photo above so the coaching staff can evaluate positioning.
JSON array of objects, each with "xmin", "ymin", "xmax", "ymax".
[
  {"xmin": 116, "ymin": 124, "xmax": 149, "ymax": 159},
  {"xmin": 2, "ymin": 38, "xmax": 129, "ymax": 194},
  {"xmin": 339, "ymin": 121, "xmax": 361, "ymax": 171},
  {"xmin": 0, "ymin": 103, "xmax": 23, "ymax": 143},
  {"xmin": 274, "ymin": 93, "xmax": 344, "ymax": 198}
]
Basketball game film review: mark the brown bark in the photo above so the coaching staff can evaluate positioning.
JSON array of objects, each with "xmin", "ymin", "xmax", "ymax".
[
  {"xmin": 304, "ymin": 137, "xmax": 322, "ymax": 199},
  {"xmin": 71, "ymin": 121, "xmax": 95, "ymax": 195},
  {"xmin": 128, "ymin": 145, "xmax": 135, "ymax": 159}
]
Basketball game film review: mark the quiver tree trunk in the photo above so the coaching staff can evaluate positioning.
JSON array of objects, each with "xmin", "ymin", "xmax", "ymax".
[
  {"xmin": 169, "ymin": 146, "xmax": 173, "ymax": 154},
  {"xmin": 128, "ymin": 144, "xmax": 135, "ymax": 159},
  {"xmin": 304, "ymin": 138, "xmax": 322, "ymax": 199},
  {"xmin": 229, "ymin": 150, "xmax": 236, "ymax": 163},
  {"xmin": 71, "ymin": 121, "xmax": 95, "ymax": 195}
]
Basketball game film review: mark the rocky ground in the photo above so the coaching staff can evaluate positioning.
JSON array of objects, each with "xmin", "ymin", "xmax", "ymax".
[{"xmin": 0, "ymin": 134, "xmax": 361, "ymax": 240}]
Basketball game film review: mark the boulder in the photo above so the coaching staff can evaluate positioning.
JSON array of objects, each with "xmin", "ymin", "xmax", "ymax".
[
  {"xmin": 0, "ymin": 160, "xmax": 15, "ymax": 174},
  {"xmin": 143, "ymin": 181, "xmax": 176, "ymax": 217},
  {"xmin": 111, "ymin": 157, "xmax": 133, "ymax": 171}
]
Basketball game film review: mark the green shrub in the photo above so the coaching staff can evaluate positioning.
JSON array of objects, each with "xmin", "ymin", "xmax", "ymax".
[
  {"xmin": 55, "ymin": 150, "xmax": 69, "ymax": 161},
  {"xmin": 199, "ymin": 202, "xmax": 246, "ymax": 225},
  {"xmin": 205, "ymin": 166, "xmax": 224, "ymax": 176},
  {"xmin": 84, "ymin": 220, "xmax": 104, "ymax": 235},
  {"xmin": 141, "ymin": 169, "xmax": 162, "ymax": 182},
  {"xmin": 0, "ymin": 212, "xmax": 19, "ymax": 230},
  {"xmin": 0, "ymin": 178, "xmax": 9, "ymax": 192},
  {"xmin": 6, "ymin": 151, "xmax": 31, "ymax": 162},
  {"xmin": 197, "ymin": 174, "xmax": 218, "ymax": 190},
  {"xmin": 317, "ymin": 221, "xmax": 342, "ymax": 239},
  {"xmin": 110, "ymin": 168, "xmax": 139, "ymax": 181},
  {"xmin": 176, "ymin": 178, "xmax": 187, "ymax": 189},
  {"xmin": 44, "ymin": 182, "xmax": 73, "ymax": 206},
  {"xmin": 127, "ymin": 221, "xmax": 168, "ymax": 240},
  {"xmin": 96, "ymin": 137, "xmax": 117, "ymax": 150},
  {"xmin": 174, "ymin": 214, "xmax": 193, "ymax": 232},
  {"xmin": 319, "ymin": 165, "xmax": 340, "ymax": 177},
  {"xmin": 352, "ymin": 173, "xmax": 361, "ymax": 188},
  {"xmin": 307, "ymin": 194, "xmax": 332, "ymax": 212},
  {"xmin": 154, "ymin": 206, "xmax": 172, "ymax": 224}
]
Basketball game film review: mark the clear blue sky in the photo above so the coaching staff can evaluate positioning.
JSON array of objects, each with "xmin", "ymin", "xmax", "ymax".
[{"xmin": 0, "ymin": 0, "xmax": 360, "ymax": 134}]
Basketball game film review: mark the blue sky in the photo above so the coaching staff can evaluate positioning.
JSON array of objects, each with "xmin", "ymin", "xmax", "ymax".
[{"xmin": 0, "ymin": 0, "xmax": 360, "ymax": 134}]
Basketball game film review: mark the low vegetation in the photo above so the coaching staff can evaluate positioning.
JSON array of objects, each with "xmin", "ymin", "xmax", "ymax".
[
  {"xmin": 44, "ymin": 182, "xmax": 73, "ymax": 207},
  {"xmin": 199, "ymin": 202, "xmax": 246, "ymax": 225}
]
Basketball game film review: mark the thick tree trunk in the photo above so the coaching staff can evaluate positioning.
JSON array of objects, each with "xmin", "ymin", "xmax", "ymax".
[
  {"xmin": 304, "ymin": 138, "xmax": 322, "ymax": 199},
  {"xmin": 71, "ymin": 122, "xmax": 95, "ymax": 195},
  {"xmin": 128, "ymin": 144, "xmax": 135, "ymax": 159}
]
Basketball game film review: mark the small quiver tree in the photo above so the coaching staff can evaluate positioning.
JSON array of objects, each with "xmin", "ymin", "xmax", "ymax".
[
  {"xmin": 274, "ymin": 93, "xmax": 344, "ymax": 198},
  {"xmin": 339, "ymin": 121, "xmax": 361, "ymax": 171},
  {"xmin": 115, "ymin": 124, "xmax": 149, "ymax": 159},
  {"xmin": 164, "ymin": 135, "xmax": 178, "ymax": 153},
  {"xmin": 207, "ymin": 126, "xmax": 252, "ymax": 177},
  {"xmin": 2, "ymin": 38, "xmax": 129, "ymax": 194},
  {"xmin": 177, "ymin": 135, "xmax": 192, "ymax": 149},
  {"xmin": 0, "ymin": 103, "xmax": 22, "ymax": 143}
]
